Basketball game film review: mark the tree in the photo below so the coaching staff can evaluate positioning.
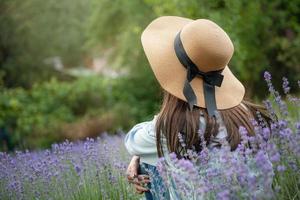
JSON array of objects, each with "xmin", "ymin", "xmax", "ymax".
[
  {"xmin": 87, "ymin": 0, "xmax": 300, "ymax": 99},
  {"xmin": 0, "ymin": 0, "xmax": 93, "ymax": 88}
]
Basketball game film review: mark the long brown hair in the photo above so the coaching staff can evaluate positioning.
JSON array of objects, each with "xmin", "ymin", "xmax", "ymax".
[{"xmin": 155, "ymin": 90, "xmax": 271, "ymax": 157}]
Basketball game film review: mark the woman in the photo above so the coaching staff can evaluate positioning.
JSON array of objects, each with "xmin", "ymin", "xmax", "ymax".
[{"xmin": 124, "ymin": 16, "xmax": 272, "ymax": 199}]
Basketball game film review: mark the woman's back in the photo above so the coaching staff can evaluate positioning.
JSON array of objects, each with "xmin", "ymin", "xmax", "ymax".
[
  {"xmin": 125, "ymin": 100, "xmax": 274, "ymax": 199},
  {"xmin": 125, "ymin": 16, "xmax": 274, "ymax": 199}
]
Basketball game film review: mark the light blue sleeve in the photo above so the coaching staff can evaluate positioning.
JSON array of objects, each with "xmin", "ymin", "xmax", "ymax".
[{"xmin": 124, "ymin": 115, "xmax": 158, "ymax": 156}]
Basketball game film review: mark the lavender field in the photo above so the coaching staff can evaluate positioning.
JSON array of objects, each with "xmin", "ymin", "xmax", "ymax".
[
  {"xmin": 2, "ymin": 1, "xmax": 300, "ymax": 199},
  {"xmin": 0, "ymin": 74, "xmax": 300, "ymax": 200},
  {"xmin": 0, "ymin": 134, "xmax": 140, "ymax": 200}
]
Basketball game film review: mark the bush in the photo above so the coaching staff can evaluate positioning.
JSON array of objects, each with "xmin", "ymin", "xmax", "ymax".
[{"xmin": 0, "ymin": 76, "xmax": 115, "ymax": 150}]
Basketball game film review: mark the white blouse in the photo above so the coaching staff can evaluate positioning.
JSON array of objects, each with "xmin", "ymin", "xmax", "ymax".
[
  {"xmin": 124, "ymin": 115, "xmax": 159, "ymax": 165},
  {"xmin": 124, "ymin": 113, "xmax": 228, "ymax": 166}
]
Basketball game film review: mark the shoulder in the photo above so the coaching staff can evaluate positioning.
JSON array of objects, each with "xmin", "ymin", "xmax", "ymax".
[
  {"xmin": 124, "ymin": 115, "xmax": 158, "ymax": 156},
  {"xmin": 128, "ymin": 115, "xmax": 157, "ymax": 136}
]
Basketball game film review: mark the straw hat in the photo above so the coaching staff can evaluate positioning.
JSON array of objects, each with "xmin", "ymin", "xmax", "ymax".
[{"xmin": 141, "ymin": 16, "xmax": 245, "ymax": 116}]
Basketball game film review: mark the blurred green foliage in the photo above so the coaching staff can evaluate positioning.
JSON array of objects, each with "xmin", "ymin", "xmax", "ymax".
[
  {"xmin": 0, "ymin": 0, "xmax": 91, "ymax": 88},
  {"xmin": 88, "ymin": 0, "xmax": 300, "ymax": 97},
  {"xmin": 0, "ymin": 76, "xmax": 139, "ymax": 149},
  {"xmin": 1, "ymin": 0, "xmax": 300, "ymax": 149}
]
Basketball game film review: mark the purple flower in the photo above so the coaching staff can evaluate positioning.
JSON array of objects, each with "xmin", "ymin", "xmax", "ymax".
[
  {"xmin": 282, "ymin": 77, "xmax": 290, "ymax": 94},
  {"xmin": 169, "ymin": 152, "xmax": 177, "ymax": 161},
  {"xmin": 279, "ymin": 128, "xmax": 292, "ymax": 138},
  {"xmin": 255, "ymin": 151, "xmax": 272, "ymax": 171},
  {"xmin": 264, "ymin": 71, "xmax": 272, "ymax": 81},
  {"xmin": 177, "ymin": 159, "xmax": 193, "ymax": 171},
  {"xmin": 262, "ymin": 127, "xmax": 271, "ymax": 140},
  {"xmin": 278, "ymin": 120, "xmax": 288, "ymax": 128},
  {"xmin": 263, "ymin": 100, "xmax": 276, "ymax": 120},
  {"xmin": 178, "ymin": 132, "xmax": 186, "ymax": 148},
  {"xmin": 217, "ymin": 189, "xmax": 230, "ymax": 200},
  {"xmin": 277, "ymin": 165, "xmax": 286, "ymax": 172},
  {"xmin": 239, "ymin": 126, "xmax": 248, "ymax": 138},
  {"xmin": 270, "ymin": 152, "xmax": 280, "ymax": 163}
]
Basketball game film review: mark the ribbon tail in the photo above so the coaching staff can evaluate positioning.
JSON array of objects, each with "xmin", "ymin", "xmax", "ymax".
[
  {"xmin": 203, "ymin": 82, "xmax": 217, "ymax": 117},
  {"xmin": 183, "ymin": 79, "xmax": 197, "ymax": 111}
]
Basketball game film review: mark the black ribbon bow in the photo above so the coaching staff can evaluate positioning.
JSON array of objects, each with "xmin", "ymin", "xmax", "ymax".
[{"xmin": 174, "ymin": 31, "xmax": 224, "ymax": 117}]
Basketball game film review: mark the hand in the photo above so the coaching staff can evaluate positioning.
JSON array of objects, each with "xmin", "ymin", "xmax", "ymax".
[{"xmin": 126, "ymin": 156, "xmax": 150, "ymax": 194}]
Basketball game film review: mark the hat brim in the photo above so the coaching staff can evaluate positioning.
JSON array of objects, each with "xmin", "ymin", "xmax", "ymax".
[{"xmin": 141, "ymin": 16, "xmax": 245, "ymax": 110}]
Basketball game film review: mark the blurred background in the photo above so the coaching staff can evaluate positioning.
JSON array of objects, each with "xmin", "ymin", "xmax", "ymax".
[{"xmin": 0, "ymin": 0, "xmax": 299, "ymax": 151}]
